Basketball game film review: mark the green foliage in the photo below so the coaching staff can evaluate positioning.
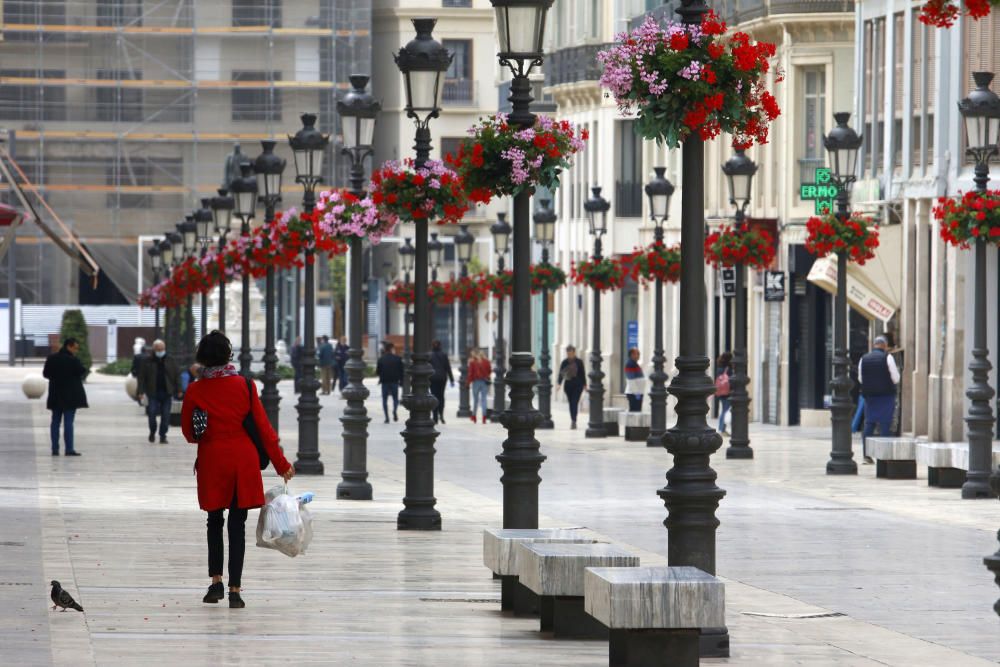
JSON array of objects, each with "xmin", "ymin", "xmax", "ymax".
[
  {"xmin": 329, "ymin": 254, "xmax": 347, "ymax": 303},
  {"xmin": 467, "ymin": 254, "xmax": 486, "ymax": 276},
  {"xmin": 59, "ymin": 309, "xmax": 92, "ymax": 373},
  {"xmin": 97, "ymin": 358, "xmax": 132, "ymax": 376}
]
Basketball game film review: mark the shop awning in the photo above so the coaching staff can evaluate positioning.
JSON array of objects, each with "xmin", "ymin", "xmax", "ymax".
[{"xmin": 807, "ymin": 254, "xmax": 897, "ymax": 323}]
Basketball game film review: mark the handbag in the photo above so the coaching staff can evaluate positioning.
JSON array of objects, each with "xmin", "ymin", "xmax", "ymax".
[
  {"xmin": 192, "ymin": 408, "xmax": 208, "ymax": 441},
  {"xmin": 242, "ymin": 377, "xmax": 271, "ymax": 470}
]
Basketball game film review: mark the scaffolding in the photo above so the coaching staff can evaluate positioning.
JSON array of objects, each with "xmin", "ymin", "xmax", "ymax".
[{"xmin": 0, "ymin": 0, "xmax": 372, "ymax": 304}]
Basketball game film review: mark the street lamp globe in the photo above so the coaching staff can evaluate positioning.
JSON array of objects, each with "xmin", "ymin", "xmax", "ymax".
[
  {"xmin": 584, "ymin": 186, "xmax": 610, "ymax": 238},
  {"xmin": 491, "ymin": 213, "xmax": 512, "ymax": 257},
  {"xmin": 178, "ymin": 217, "xmax": 198, "ymax": 257},
  {"xmin": 148, "ymin": 244, "xmax": 161, "ymax": 272},
  {"xmin": 254, "ymin": 140, "xmax": 286, "ymax": 204},
  {"xmin": 159, "ymin": 238, "xmax": 174, "ymax": 267},
  {"xmin": 399, "ymin": 237, "xmax": 415, "ymax": 274},
  {"xmin": 167, "ymin": 232, "xmax": 183, "ymax": 265},
  {"xmin": 229, "ymin": 162, "xmax": 258, "ymax": 224},
  {"xmin": 428, "ymin": 232, "xmax": 444, "ymax": 271},
  {"xmin": 338, "ymin": 75, "xmax": 381, "ymax": 153},
  {"xmin": 455, "ymin": 224, "xmax": 474, "ymax": 265},
  {"xmin": 721, "ymin": 150, "xmax": 757, "ymax": 213},
  {"xmin": 533, "ymin": 199, "xmax": 556, "ymax": 245},
  {"xmin": 194, "ymin": 198, "xmax": 214, "ymax": 243},
  {"xmin": 288, "ymin": 113, "xmax": 330, "ymax": 191},
  {"xmin": 644, "ymin": 167, "xmax": 675, "ymax": 227},
  {"xmin": 959, "ymin": 71, "xmax": 1000, "ymax": 164},
  {"xmin": 394, "ymin": 18, "xmax": 452, "ymax": 124},
  {"xmin": 491, "ymin": 0, "xmax": 554, "ymax": 72},
  {"xmin": 211, "ymin": 188, "xmax": 234, "ymax": 236},
  {"xmin": 823, "ymin": 112, "xmax": 863, "ymax": 185}
]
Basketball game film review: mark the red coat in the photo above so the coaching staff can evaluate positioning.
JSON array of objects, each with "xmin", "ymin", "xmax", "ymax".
[
  {"xmin": 181, "ymin": 375, "xmax": 291, "ymax": 511},
  {"xmin": 468, "ymin": 358, "xmax": 492, "ymax": 383}
]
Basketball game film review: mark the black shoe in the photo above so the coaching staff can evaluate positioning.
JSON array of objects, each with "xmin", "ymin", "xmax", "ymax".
[
  {"xmin": 228, "ymin": 592, "xmax": 245, "ymax": 608},
  {"xmin": 203, "ymin": 582, "xmax": 224, "ymax": 604},
  {"xmin": 159, "ymin": 436, "xmax": 168, "ymax": 444},
  {"xmin": 393, "ymin": 412, "xmax": 398, "ymax": 422},
  {"xmin": 148, "ymin": 432, "xmax": 155, "ymax": 443},
  {"xmin": 51, "ymin": 451, "xmax": 59, "ymax": 456},
  {"xmin": 384, "ymin": 418, "xmax": 390, "ymax": 424},
  {"xmin": 65, "ymin": 451, "xmax": 81, "ymax": 456},
  {"xmin": 440, "ymin": 416, "xmax": 446, "ymax": 425}
]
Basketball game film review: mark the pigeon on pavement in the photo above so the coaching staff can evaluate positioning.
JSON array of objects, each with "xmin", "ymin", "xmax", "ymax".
[{"xmin": 50, "ymin": 580, "xmax": 83, "ymax": 612}]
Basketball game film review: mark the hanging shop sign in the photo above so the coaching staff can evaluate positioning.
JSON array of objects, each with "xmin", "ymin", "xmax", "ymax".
[{"xmin": 763, "ymin": 270, "xmax": 785, "ymax": 302}]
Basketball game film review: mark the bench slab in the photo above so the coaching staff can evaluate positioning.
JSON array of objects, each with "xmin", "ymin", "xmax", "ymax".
[
  {"xmin": 869, "ymin": 437, "xmax": 915, "ymax": 461},
  {"xmin": 584, "ymin": 566, "xmax": 724, "ymax": 630},
  {"xmin": 483, "ymin": 528, "xmax": 597, "ymax": 576},
  {"xmin": 518, "ymin": 543, "xmax": 639, "ymax": 597},
  {"xmin": 603, "ymin": 408, "xmax": 624, "ymax": 437}
]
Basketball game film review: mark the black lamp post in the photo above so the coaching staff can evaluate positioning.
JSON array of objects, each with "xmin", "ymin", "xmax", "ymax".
[
  {"xmin": 194, "ymin": 199, "xmax": 214, "ymax": 341},
  {"xmin": 147, "ymin": 244, "xmax": 162, "ymax": 338},
  {"xmin": 177, "ymin": 217, "xmax": 198, "ymax": 362},
  {"xmin": 400, "ymin": 237, "xmax": 415, "ymax": 395},
  {"xmin": 823, "ymin": 112, "xmax": 862, "ymax": 475},
  {"xmin": 210, "ymin": 188, "xmax": 234, "ymax": 334},
  {"xmin": 229, "ymin": 162, "xmax": 258, "ymax": 377},
  {"xmin": 337, "ymin": 73, "xmax": 380, "ymax": 501},
  {"xmin": 395, "ymin": 17, "xmax": 451, "ymax": 530},
  {"xmin": 534, "ymin": 198, "xmax": 556, "ymax": 429},
  {"xmin": 583, "ymin": 186, "xmax": 609, "ymax": 439},
  {"xmin": 254, "ymin": 140, "xmax": 287, "ymax": 431},
  {"xmin": 429, "ymin": 232, "xmax": 444, "ymax": 282},
  {"xmin": 490, "ymin": 213, "xmax": 511, "ymax": 422},
  {"xmin": 162, "ymin": 235, "xmax": 178, "ymax": 350},
  {"xmin": 455, "ymin": 224, "xmax": 475, "ymax": 419},
  {"xmin": 721, "ymin": 149, "xmax": 757, "ymax": 459},
  {"xmin": 289, "ymin": 112, "xmax": 331, "ymax": 475},
  {"xmin": 644, "ymin": 167, "xmax": 675, "ymax": 447}
]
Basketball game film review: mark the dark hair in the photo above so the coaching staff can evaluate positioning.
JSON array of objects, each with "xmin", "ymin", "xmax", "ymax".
[
  {"xmin": 62, "ymin": 337, "xmax": 79, "ymax": 348},
  {"xmin": 432, "ymin": 339, "xmax": 442, "ymax": 351},
  {"xmin": 196, "ymin": 331, "xmax": 233, "ymax": 368},
  {"xmin": 717, "ymin": 352, "xmax": 732, "ymax": 367}
]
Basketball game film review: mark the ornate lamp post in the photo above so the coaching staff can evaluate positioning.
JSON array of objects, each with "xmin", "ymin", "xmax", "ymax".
[
  {"xmin": 337, "ymin": 73, "xmax": 380, "ymax": 501},
  {"xmin": 395, "ymin": 17, "xmax": 451, "ymax": 530},
  {"xmin": 721, "ymin": 149, "xmax": 757, "ymax": 459},
  {"xmin": 254, "ymin": 140, "xmax": 287, "ymax": 430},
  {"xmin": 193, "ymin": 199, "xmax": 214, "ymax": 340},
  {"xmin": 490, "ymin": 0, "xmax": 552, "ymax": 534},
  {"xmin": 161, "ymin": 235, "xmax": 178, "ymax": 349},
  {"xmin": 533, "ymin": 198, "xmax": 556, "ymax": 429},
  {"xmin": 644, "ymin": 167, "xmax": 675, "ymax": 447},
  {"xmin": 455, "ymin": 224, "xmax": 475, "ymax": 419},
  {"xmin": 147, "ymin": 244, "xmax": 162, "ymax": 338},
  {"xmin": 399, "ymin": 237, "xmax": 415, "ymax": 395},
  {"xmin": 229, "ymin": 162, "xmax": 258, "ymax": 377},
  {"xmin": 490, "ymin": 213, "xmax": 511, "ymax": 421},
  {"xmin": 177, "ymin": 217, "xmax": 198, "ymax": 361},
  {"xmin": 289, "ymin": 112, "xmax": 331, "ymax": 475},
  {"xmin": 583, "ymin": 186, "xmax": 609, "ymax": 439},
  {"xmin": 823, "ymin": 112, "xmax": 862, "ymax": 475},
  {"xmin": 210, "ymin": 188, "xmax": 234, "ymax": 333}
]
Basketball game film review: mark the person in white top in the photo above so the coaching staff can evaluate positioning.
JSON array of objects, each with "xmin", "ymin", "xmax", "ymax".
[{"xmin": 858, "ymin": 335, "xmax": 900, "ymax": 462}]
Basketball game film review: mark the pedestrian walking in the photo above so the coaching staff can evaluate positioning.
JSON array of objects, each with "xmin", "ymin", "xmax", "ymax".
[
  {"xmin": 129, "ymin": 337, "xmax": 146, "ymax": 377},
  {"xmin": 467, "ymin": 348, "xmax": 492, "ymax": 424},
  {"xmin": 43, "ymin": 337, "xmax": 88, "ymax": 456},
  {"xmin": 715, "ymin": 352, "xmax": 733, "ymax": 435},
  {"xmin": 289, "ymin": 336, "xmax": 303, "ymax": 393},
  {"xmin": 335, "ymin": 336, "xmax": 350, "ymax": 392},
  {"xmin": 317, "ymin": 336, "xmax": 335, "ymax": 395},
  {"xmin": 624, "ymin": 348, "xmax": 645, "ymax": 412},
  {"xmin": 376, "ymin": 341, "xmax": 404, "ymax": 424},
  {"xmin": 859, "ymin": 335, "xmax": 900, "ymax": 463},
  {"xmin": 137, "ymin": 339, "xmax": 182, "ymax": 444},
  {"xmin": 558, "ymin": 345, "xmax": 586, "ymax": 430},
  {"xmin": 429, "ymin": 339, "xmax": 454, "ymax": 424},
  {"xmin": 180, "ymin": 331, "xmax": 294, "ymax": 610}
]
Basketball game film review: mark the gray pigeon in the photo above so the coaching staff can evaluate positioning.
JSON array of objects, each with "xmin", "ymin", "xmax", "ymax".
[{"xmin": 50, "ymin": 580, "xmax": 83, "ymax": 612}]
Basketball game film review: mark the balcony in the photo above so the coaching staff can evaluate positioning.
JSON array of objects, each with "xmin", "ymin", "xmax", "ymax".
[
  {"xmin": 631, "ymin": 0, "xmax": 853, "ymax": 29},
  {"xmin": 546, "ymin": 43, "xmax": 610, "ymax": 88},
  {"xmin": 442, "ymin": 79, "xmax": 476, "ymax": 106}
]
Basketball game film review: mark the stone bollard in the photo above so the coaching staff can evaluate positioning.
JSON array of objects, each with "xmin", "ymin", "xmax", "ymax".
[
  {"xmin": 22, "ymin": 375, "xmax": 46, "ymax": 399},
  {"xmin": 125, "ymin": 375, "xmax": 138, "ymax": 400}
]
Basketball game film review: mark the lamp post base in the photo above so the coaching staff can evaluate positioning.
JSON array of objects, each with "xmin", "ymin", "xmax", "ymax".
[
  {"xmin": 337, "ymin": 480, "xmax": 373, "ymax": 500},
  {"xmin": 294, "ymin": 459, "xmax": 325, "ymax": 476},
  {"xmin": 825, "ymin": 459, "xmax": 858, "ymax": 475},
  {"xmin": 538, "ymin": 418, "xmax": 554, "ymax": 430},
  {"xmin": 397, "ymin": 508, "xmax": 442, "ymax": 531},
  {"xmin": 726, "ymin": 445, "xmax": 754, "ymax": 460},
  {"xmin": 585, "ymin": 427, "xmax": 607, "ymax": 439}
]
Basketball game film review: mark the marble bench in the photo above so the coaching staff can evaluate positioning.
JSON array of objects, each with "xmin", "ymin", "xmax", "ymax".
[
  {"xmin": 868, "ymin": 437, "xmax": 916, "ymax": 479},
  {"xmin": 517, "ymin": 542, "xmax": 639, "ymax": 638},
  {"xmin": 483, "ymin": 528, "xmax": 601, "ymax": 615},
  {"xmin": 618, "ymin": 412, "xmax": 651, "ymax": 442},
  {"xmin": 603, "ymin": 408, "xmax": 625, "ymax": 437},
  {"xmin": 585, "ymin": 566, "xmax": 725, "ymax": 667}
]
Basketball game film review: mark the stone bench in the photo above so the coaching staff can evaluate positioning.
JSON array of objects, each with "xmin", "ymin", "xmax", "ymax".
[
  {"xmin": 916, "ymin": 442, "xmax": 965, "ymax": 487},
  {"xmin": 618, "ymin": 412, "xmax": 651, "ymax": 442},
  {"xmin": 517, "ymin": 542, "xmax": 639, "ymax": 638},
  {"xmin": 585, "ymin": 566, "xmax": 725, "ymax": 667},
  {"xmin": 483, "ymin": 528, "xmax": 601, "ymax": 615},
  {"xmin": 868, "ymin": 437, "xmax": 916, "ymax": 479},
  {"xmin": 603, "ymin": 408, "xmax": 624, "ymax": 437}
]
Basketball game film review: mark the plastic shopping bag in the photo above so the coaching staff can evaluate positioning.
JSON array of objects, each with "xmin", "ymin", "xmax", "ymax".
[{"xmin": 256, "ymin": 484, "xmax": 315, "ymax": 557}]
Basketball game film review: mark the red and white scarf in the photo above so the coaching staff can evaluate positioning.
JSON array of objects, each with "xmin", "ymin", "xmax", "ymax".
[{"xmin": 200, "ymin": 364, "xmax": 240, "ymax": 380}]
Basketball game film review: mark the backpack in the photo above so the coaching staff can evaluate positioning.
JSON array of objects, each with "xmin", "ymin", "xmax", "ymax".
[{"xmin": 714, "ymin": 372, "xmax": 730, "ymax": 397}]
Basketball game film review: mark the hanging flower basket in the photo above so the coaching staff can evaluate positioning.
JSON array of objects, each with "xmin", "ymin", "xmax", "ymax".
[
  {"xmin": 934, "ymin": 190, "xmax": 1000, "ymax": 248},
  {"xmin": 625, "ymin": 242, "xmax": 682, "ymax": 284},
  {"xmin": 805, "ymin": 212, "xmax": 880, "ymax": 265},
  {"xmin": 388, "ymin": 281, "xmax": 415, "ymax": 306},
  {"xmin": 530, "ymin": 263, "xmax": 568, "ymax": 293},
  {"xmin": 571, "ymin": 257, "xmax": 628, "ymax": 292},
  {"xmin": 919, "ymin": 0, "xmax": 996, "ymax": 27},
  {"xmin": 369, "ymin": 159, "xmax": 469, "ymax": 224},
  {"xmin": 598, "ymin": 12, "xmax": 781, "ymax": 148},
  {"xmin": 483, "ymin": 270, "xmax": 514, "ymax": 299},
  {"xmin": 428, "ymin": 280, "xmax": 452, "ymax": 305},
  {"xmin": 316, "ymin": 189, "xmax": 395, "ymax": 244},
  {"xmin": 446, "ymin": 115, "xmax": 589, "ymax": 204},
  {"xmin": 704, "ymin": 226, "xmax": 775, "ymax": 269},
  {"xmin": 446, "ymin": 274, "xmax": 490, "ymax": 305}
]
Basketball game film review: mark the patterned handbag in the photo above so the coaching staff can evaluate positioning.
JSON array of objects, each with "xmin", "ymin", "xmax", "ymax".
[{"xmin": 192, "ymin": 408, "xmax": 208, "ymax": 441}]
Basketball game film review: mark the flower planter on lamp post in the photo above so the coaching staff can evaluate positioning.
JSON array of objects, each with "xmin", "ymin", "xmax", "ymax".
[
  {"xmin": 583, "ymin": 186, "xmax": 609, "ymax": 439},
  {"xmin": 644, "ymin": 167, "xmax": 675, "ymax": 447}
]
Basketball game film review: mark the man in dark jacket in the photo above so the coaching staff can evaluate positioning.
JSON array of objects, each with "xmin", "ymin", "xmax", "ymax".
[
  {"xmin": 859, "ymin": 335, "xmax": 900, "ymax": 463},
  {"xmin": 335, "ymin": 336, "xmax": 350, "ymax": 392},
  {"xmin": 429, "ymin": 339, "xmax": 454, "ymax": 425},
  {"xmin": 317, "ymin": 336, "xmax": 335, "ymax": 395},
  {"xmin": 43, "ymin": 338, "xmax": 88, "ymax": 456},
  {"xmin": 137, "ymin": 339, "xmax": 182, "ymax": 444},
  {"xmin": 376, "ymin": 341, "xmax": 405, "ymax": 423}
]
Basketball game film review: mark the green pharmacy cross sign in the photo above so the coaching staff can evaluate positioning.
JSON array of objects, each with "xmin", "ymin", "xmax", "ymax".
[{"xmin": 799, "ymin": 167, "xmax": 840, "ymax": 214}]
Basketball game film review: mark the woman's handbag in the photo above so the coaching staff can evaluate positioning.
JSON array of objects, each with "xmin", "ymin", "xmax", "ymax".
[
  {"xmin": 191, "ymin": 408, "xmax": 208, "ymax": 441},
  {"xmin": 242, "ymin": 377, "xmax": 271, "ymax": 470}
]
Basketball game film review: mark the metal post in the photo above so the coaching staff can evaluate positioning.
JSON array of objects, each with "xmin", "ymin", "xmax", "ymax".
[
  {"xmin": 586, "ymin": 235, "xmax": 606, "ymax": 438},
  {"xmin": 239, "ymin": 220, "xmax": 253, "ymax": 378},
  {"xmin": 826, "ymin": 186, "xmax": 856, "ymax": 475},
  {"xmin": 647, "ymin": 225, "xmax": 667, "ymax": 446},
  {"xmin": 152, "ymin": 268, "xmax": 161, "ymax": 339},
  {"xmin": 200, "ymin": 247, "xmax": 208, "ymax": 341},
  {"xmin": 492, "ymin": 254, "xmax": 506, "ymax": 421},
  {"xmin": 457, "ymin": 261, "xmax": 472, "ymax": 418},
  {"xmin": 727, "ymin": 214, "xmax": 752, "ymax": 458},
  {"xmin": 262, "ymin": 228, "xmax": 281, "ymax": 430},
  {"xmin": 403, "ymin": 271, "xmax": 412, "ymax": 395},
  {"xmin": 218, "ymin": 237, "xmax": 226, "ymax": 334},
  {"xmin": 294, "ymin": 191, "xmax": 323, "ymax": 475},
  {"xmin": 537, "ymin": 244, "xmax": 554, "ymax": 429},
  {"xmin": 7, "ymin": 236, "xmax": 14, "ymax": 367},
  {"xmin": 398, "ymin": 124, "xmax": 442, "ymax": 530}
]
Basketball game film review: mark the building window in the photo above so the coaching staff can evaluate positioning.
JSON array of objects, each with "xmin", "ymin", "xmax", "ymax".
[
  {"xmin": 232, "ymin": 0, "xmax": 282, "ymax": 28},
  {"xmin": 799, "ymin": 68, "xmax": 825, "ymax": 188},
  {"xmin": 962, "ymin": 11, "xmax": 1000, "ymax": 164},
  {"xmin": 862, "ymin": 18, "xmax": 886, "ymax": 177},
  {"xmin": 442, "ymin": 0, "xmax": 472, "ymax": 6},
  {"xmin": 0, "ymin": 70, "xmax": 66, "ymax": 121},
  {"xmin": 892, "ymin": 12, "xmax": 904, "ymax": 171},
  {"xmin": 2, "ymin": 0, "xmax": 67, "ymax": 24},
  {"xmin": 96, "ymin": 70, "xmax": 144, "ymax": 123},
  {"xmin": 442, "ymin": 40, "xmax": 473, "ymax": 104},
  {"xmin": 910, "ymin": 11, "xmax": 935, "ymax": 175},
  {"xmin": 97, "ymin": 0, "xmax": 143, "ymax": 27},
  {"xmin": 616, "ymin": 120, "xmax": 643, "ymax": 218},
  {"xmin": 231, "ymin": 71, "xmax": 282, "ymax": 122},
  {"xmin": 106, "ymin": 157, "xmax": 182, "ymax": 208}
]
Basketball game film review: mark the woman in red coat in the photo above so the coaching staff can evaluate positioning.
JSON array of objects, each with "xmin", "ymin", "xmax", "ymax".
[{"xmin": 181, "ymin": 331, "xmax": 294, "ymax": 609}]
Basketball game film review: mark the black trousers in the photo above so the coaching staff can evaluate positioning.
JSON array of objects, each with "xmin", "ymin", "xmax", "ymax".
[
  {"xmin": 565, "ymin": 385, "xmax": 584, "ymax": 422},
  {"xmin": 430, "ymin": 379, "xmax": 447, "ymax": 421},
  {"xmin": 207, "ymin": 496, "xmax": 248, "ymax": 588},
  {"xmin": 382, "ymin": 382, "xmax": 399, "ymax": 420}
]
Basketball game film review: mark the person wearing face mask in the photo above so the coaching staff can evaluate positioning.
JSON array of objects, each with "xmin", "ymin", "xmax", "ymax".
[{"xmin": 137, "ymin": 339, "xmax": 182, "ymax": 444}]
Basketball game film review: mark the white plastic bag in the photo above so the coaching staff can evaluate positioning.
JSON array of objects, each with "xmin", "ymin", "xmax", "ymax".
[{"xmin": 256, "ymin": 484, "xmax": 314, "ymax": 557}]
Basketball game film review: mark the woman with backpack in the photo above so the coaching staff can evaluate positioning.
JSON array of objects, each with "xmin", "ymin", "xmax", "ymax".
[{"xmin": 715, "ymin": 352, "xmax": 733, "ymax": 435}]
